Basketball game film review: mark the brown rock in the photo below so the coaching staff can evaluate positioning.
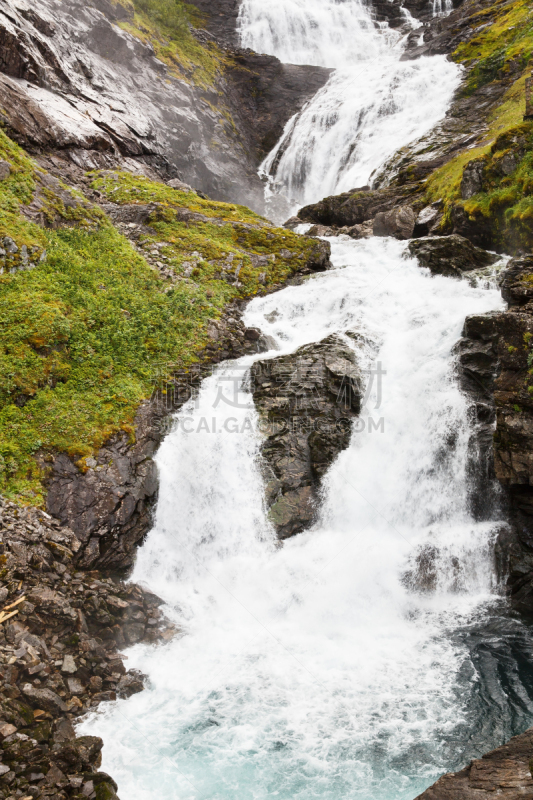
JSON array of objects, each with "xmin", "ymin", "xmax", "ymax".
[
  {"xmin": 373, "ymin": 205, "xmax": 416, "ymax": 240},
  {"xmin": 22, "ymin": 684, "xmax": 68, "ymax": 715},
  {"xmin": 415, "ymin": 726, "xmax": 533, "ymax": 799}
]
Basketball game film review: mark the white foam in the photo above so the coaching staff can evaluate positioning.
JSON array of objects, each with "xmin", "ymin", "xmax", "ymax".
[{"xmin": 80, "ymin": 238, "xmax": 504, "ymax": 800}]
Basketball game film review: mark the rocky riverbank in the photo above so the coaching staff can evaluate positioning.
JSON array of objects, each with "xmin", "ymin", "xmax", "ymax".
[
  {"xmin": 0, "ymin": 495, "xmax": 176, "ymax": 800},
  {"xmin": 415, "ymin": 726, "xmax": 533, "ymax": 800}
]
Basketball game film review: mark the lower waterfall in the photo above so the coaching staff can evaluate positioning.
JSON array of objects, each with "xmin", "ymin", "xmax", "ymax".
[{"xmin": 81, "ymin": 239, "xmax": 533, "ymax": 799}]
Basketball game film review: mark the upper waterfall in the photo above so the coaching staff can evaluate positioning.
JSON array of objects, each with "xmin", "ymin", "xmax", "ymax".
[
  {"xmin": 238, "ymin": 0, "xmax": 387, "ymax": 67},
  {"xmin": 239, "ymin": 0, "xmax": 461, "ymax": 214}
]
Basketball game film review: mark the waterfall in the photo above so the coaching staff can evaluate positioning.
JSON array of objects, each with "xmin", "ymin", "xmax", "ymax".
[
  {"xmin": 238, "ymin": 0, "xmax": 387, "ymax": 67},
  {"xmin": 80, "ymin": 237, "xmax": 533, "ymax": 800},
  {"xmin": 79, "ymin": 2, "xmax": 533, "ymax": 798},
  {"xmin": 238, "ymin": 0, "xmax": 461, "ymax": 216},
  {"xmin": 432, "ymin": 0, "xmax": 454, "ymax": 17}
]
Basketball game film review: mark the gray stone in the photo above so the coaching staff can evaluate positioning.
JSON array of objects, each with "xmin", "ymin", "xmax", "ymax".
[
  {"xmin": 461, "ymin": 158, "xmax": 486, "ymax": 200},
  {"xmin": 251, "ymin": 334, "xmax": 364, "ymax": 539},
  {"xmin": 22, "ymin": 684, "xmax": 68, "ymax": 714},
  {"xmin": 0, "ymin": 161, "xmax": 10, "ymax": 181},
  {"xmin": 373, "ymin": 206, "xmax": 416, "ymax": 240},
  {"xmin": 61, "ymin": 654, "xmax": 77, "ymax": 674}
]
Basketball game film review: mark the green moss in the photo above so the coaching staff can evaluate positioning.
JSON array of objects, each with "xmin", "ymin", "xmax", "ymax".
[
  {"xmin": 426, "ymin": 146, "xmax": 490, "ymax": 209},
  {"xmin": 453, "ymin": 0, "xmax": 533, "ymax": 95},
  {"xmin": 424, "ymin": 0, "xmax": 533, "ymax": 236},
  {"xmin": 91, "ymin": 170, "xmax": 263, "ymax": 224},
  {"xmin": 458, "ymin": 123, "xmax": 533, "ymax": 250},
  {"xmin": 120, "ymin": 0, "xmax": 225, "ymax": 87},
  {"xmin": 0, "ymin": 158, "xmax": 316, "ymax": 504}
]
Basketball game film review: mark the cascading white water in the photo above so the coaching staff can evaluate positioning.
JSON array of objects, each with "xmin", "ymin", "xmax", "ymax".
[
  {"xmin": 432, "ymin": 0, "xmax": 454, "ymax": 18},
  {"xmin": 238, "ymin": 0, "xmax": 386, "ymax": 67},
  {"xmin": 238, "ymin": 0, "xmax": 461, "ymax": 216},
  {"xmin": 81, "ymin": 238, "xmax": 507, "ymax": 799},
  {"xmin": 78, "ymin": 2, "xmax": 529, "ymax": 798}
]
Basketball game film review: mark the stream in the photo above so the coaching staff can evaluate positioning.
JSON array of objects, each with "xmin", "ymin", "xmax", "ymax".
[{"xmin": 81, "ymin": 1, "xmax": 533, "ymax": 798}]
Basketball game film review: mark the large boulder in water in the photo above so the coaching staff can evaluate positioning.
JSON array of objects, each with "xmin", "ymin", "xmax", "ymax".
[
  {"xmin": 408, "ymin": 234, "xmax": 498, "ymax": 277},
  {"xmin": 251, "ymin": 335, "xmax": 363, "ymax": 539}
]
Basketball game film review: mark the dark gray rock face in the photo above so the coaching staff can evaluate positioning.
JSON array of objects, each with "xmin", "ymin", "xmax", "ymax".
[
  {"xmin": 297, "ymin": 186, "xmax": 415, "ymax": 229},
  {"xmin": 454, "ymin": 313, "xmax": 502, "ymax": 521},
  {"xmin": 0, "ymin": 0, "xmax": 330, "ymax": 213},
  {"xmin": 45, "ymin": 402, "xmax": 160, "ymax": 573},
  {"xmin": 408, "ymin": 235, "xmax": 499, "ymax": 277},
  {"xmin": 251, "ymin": 335, "xmax": 363, "ymax": 539},
  {"xmin": 187, "ymin": 0, "xmax": 241, "ymax": 45},
  {"xmin": 227, "ymin": 51, "xmax": 332, "ymax": 161},
  {"xmin": 414, "ymin": 726, "xmax": 533, "ymax": 800},
  {"xmin": 454, "ymin": 257, "xmax": 533, "ymax": 614}
]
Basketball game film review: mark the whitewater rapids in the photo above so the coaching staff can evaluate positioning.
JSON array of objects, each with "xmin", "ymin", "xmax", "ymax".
[{"xmin": 80, "ymin": 237, "xmax": 519, "ymax": 800}]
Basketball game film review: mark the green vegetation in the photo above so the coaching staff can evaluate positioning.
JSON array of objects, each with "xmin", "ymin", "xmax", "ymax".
[
  {"xmin": 423, "ymin": 0, "xmax": 533, "ymax": 249},
  {"xmin": 119, "ymin": 0, "xmax": 225, "ymax": 87},
  {"xmin": 134, "ymin": 0, "xmax": 190, "ymax": 35},
  {"xmin": 0, "ymin": 142, "xmax": 317, "ymax": 505},
  {"xmin": 453, "ymin": 0, "xmax": 533, "ymax": 95},
  {"xmin": 462, "ymin": 123, "xmax": 533, "ymax": 249}
]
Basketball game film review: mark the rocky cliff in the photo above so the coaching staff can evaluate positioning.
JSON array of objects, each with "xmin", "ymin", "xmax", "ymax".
[
  {"xmin": 0, "ymin": 0, "xmax": 330, "ymax": 212},
  {"xmin": 415, "ymin": 726, "xmax": 533, "ymax": 800}
]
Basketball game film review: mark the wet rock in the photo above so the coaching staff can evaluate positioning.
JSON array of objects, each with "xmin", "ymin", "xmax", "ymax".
[
  {"xmin": 500, "ymin": 255, "xmax": 533, "ymax": 307},
  {"xmin": 412, "ymin": 204, "xmax": 443, "ymax": 238},
  {"xmin": 342, "ymin": 221, "xmax": 374, "ymax": 239},
  {"xmin": 298, "ymin": 185, "xmax": 414, "ymax": 229},
  {"xmin": 455, "ymin": 257, "xmax": 533, "ymax": 611},
  {"xmin": 22, "ymin": 684, "xmax": 68, "ymax": 714},
  {"xmin": 251, "ymin": 334, "xmax": 363, "ymax": 539},
  {"xmin": 307, "ymin": 224, "xmax": 337, "ymax": 237},
  {"xmin": 0, "ymin": 493, "xmax": 174, "ymax": 798},
  {"xmin": 226, "ymin": 50, "xmax": 332, "ymax": 162},
  {"xmin": 116, "ymin": 671, "xmax": 144, "ymax": 698},
  {"xmin": 373, "ymin": 205, "xmax": 416, "ymax": 240},
  {"xmin": 305, "ymin": 239, "xmax": 333, "ymax": 271},
  {"xmin": 408, "ymin": 234, "xmax": 499, "ymax": 277},
  {"xmin": 414, "ymin": 726, "xmax": 533, "ymax": 799},
  {"xmin": 403, "ymin": 545, "xmax": 439, "ymax": 593}
]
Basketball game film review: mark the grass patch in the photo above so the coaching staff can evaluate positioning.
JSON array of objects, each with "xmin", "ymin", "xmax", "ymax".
[
  {"xmin": 120, "ymin": 0, "xmax": 226, "ymax": 87},
  {"xmin": 453, "ymin": 0, "xmax": 533, "ymax": 95},
  {"xmin": 0, "ymin": 155, "xmax": 318, "ymax": 504}
]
